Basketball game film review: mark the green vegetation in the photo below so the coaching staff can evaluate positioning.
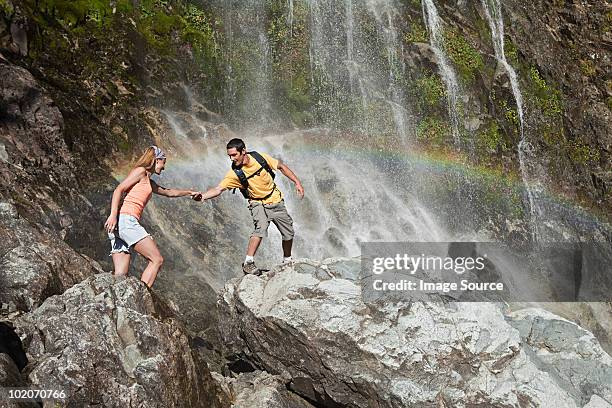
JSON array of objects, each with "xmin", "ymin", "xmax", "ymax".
[
  {"xmin": 603, "ymin": 11, "xmax": 612, "ymax": 33},
  {"xmin": 22, "ymin": 0, "xmax": 221, "ymax": 63},
  {"xmin": 567, "ymin": 139, "xmax": 600, "ymax": 164},
  {"xmin": 416, "ymin": 116, "xmax": 451, "ymax": 146},
  {"xmin": 0, "ymin": 0, "xmax": 14, "ymax": 15},
  {"xmin": 527, "ymin": 66, "xmax": 563, "ymax": 118},
  {"xmin": 415, "ymin": 73, "xmax": 446, "ymax": 108},
  {"xmin": 404, "ymin": 22, "xmax": 428, "ymax": 44},
  {"xmin": 265, "ymin": 0, "xmax": 312, "ymax": 126},
  {"xmin": 579, "ymin": 59, "xmax": 596, "ymax": 77},
  {"xmin": 444, "ymin": 29, "xmax": 484, "ymax": 83},
  {"xmin": 505, "ymin": 37, "xmax": 519, "ymax": 66},
  {"xmin": 477, "ymin": 122, "xmax": 508, "ymax": 153}
]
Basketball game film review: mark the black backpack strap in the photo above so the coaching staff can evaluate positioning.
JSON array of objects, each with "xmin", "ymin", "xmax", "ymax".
[
  {"xmin": 231, "ymin": 165, "xmax": 250, "ymax": 198},
  {"xmin": 249, "ymin": 151, "xmax": 275, "ymax": 180},
  {"xmin": 231, "ymin": 151, "xmax": 277, "ymax": 200}
]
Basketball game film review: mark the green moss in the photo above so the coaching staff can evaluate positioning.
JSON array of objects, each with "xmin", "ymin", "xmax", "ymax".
[
  {"xmin": 527, "ymin": 66, "xmax": 563, "ymax": 117},
  {"xmin": 567, "ymin": 140, "xmax": 600, "ymax": 165},
  {"xmin": 498, "ymin": 99, "xmax": 519, "ymax": 127},
  {"xmin": 505, "ymin": 37, "xmax": 519, "ymax": 66},
  {"xmin": 477, "ymin": 122, "xmax": 508, "ymax": 152},
  {"xmin": 415, "ymin": 73, "xmax": 446, "ymax": 108},
  {"xmin": 405, "ymin": 22, "xmax": 428, "ymax": 44},
  {"xmin": 579, "ymin": 59, "xmax": 596, "ymax": 77},
  {"xmin": 603, "ymin": 11, "xmax": 612, "ymax": 33},
  {"xmin": 444, "ymin": 28, "xmax": 483, "ymax": 83},
  {"xmin": 263, "ymin": 0, "xmax": 312, "ymax": 126},
  {"xmin": 416, "ymin": 117, "xmax": 451, "ymax": 146},
  {"xmin": 474, "ymin": 14, "xmax": 492, "ymax": 49},
  {"xmin": 33, "ymin": 0, "xmax": 115, "ymax": 27},
  {"xmin": 0, "ymin": 0, "xmax": 14, "ymax": 15}
]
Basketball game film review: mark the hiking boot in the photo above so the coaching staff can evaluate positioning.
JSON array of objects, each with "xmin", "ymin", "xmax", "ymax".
[{"xmin": 242, "ymin": 261, "xmax": 261, "ymax": 276}]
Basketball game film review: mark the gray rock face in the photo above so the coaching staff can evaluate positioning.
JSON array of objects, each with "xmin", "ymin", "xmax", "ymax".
[
  {"xmin": 0, "ymin": 57, "xmax": 112, "ymax": 265},
  {"xmin": 0, "ymin": 353, "xmax": 22, "ymax": 387},
  {"xmin": 219, "ymin": 259, "xmax": 612, "ymax": 408},
  {"xmin": 0, "ymin": 201, "xmax": 101, "ymax": 313},
  {"xmin": 14, "ymin": 274, "xmax": 230, "ymax": 408},
  {"xmin": 221, "ymin": 371, "xmax": 316, "ymax": 408}
]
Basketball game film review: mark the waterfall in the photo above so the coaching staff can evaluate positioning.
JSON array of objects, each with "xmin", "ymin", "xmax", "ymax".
[
  {"xmin": 345, "ymin": 0, "xmax": 355, "ymax": 94},
  {"xmin": 305, "ymin": 0, "xmax": 414, "ymax": 139},
  {"xmin": 481, "ymin": 0, "xmax": 540, "ymax": 241},
  {"xmin": 287, "ymin": 0, "xmax": 294, "ymax": 35},
  {"xmin": 372, "ymin": 3, "xmax": 410, "ymax": 141},
  {"xmin": 220, "ymin": 0, "xmax": 272, "ymax": 129},
  {"xmin": 421, "ymin": 0, "xmax": 462, "ymax": 146}
]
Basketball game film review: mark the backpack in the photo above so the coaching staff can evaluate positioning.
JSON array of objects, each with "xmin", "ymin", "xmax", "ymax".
[{"xmin": 232, "ymin": 151, "xmax": 277, "ymax": 200}]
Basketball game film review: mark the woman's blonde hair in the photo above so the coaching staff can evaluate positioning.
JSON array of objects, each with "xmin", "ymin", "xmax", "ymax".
[{"xmin": 133, "ymin": 147, "xmax": 157, "ymax": 172}]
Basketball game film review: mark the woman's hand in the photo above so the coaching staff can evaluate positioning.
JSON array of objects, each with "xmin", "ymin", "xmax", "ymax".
[{"xmin": 104, "ymin": 214, "xmax": 117, "ymax": 233}]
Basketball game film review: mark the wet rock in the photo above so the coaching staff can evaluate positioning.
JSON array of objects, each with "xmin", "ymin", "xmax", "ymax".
[
  {"xmin": 14, "ymin": 274, "xmax": 230, "ymax": 408},
  {"xmin": 220, "ymin": 259, "xmax": 612, "ymax": 407},
  {"xmin": 8, "ymin": 20, "xmax": 26, "ymax": 56},
  {"xmin": 226, "ymin": 371, "xmax": 316, "ymax": 408}
]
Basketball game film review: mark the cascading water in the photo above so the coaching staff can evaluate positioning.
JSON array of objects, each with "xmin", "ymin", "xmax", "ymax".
[
  {"xmin": 421, "ymin": 0, "xmax": 462, "ymax": 146},
  {"xmin": 139, "ymin": 0, "xmax": 611, "ymax": 360},
  {"xmin": 287, "ymin": 0, "xmax": 294, "ymax": 35},
  {"xmin": 220, "ymin": 0, "xmax": 272, "ymax": 128},
  {"xmin": 345, "ymin": 0, "xmax": 355, "ymax": 95},
  {"xmin": 308, "ymin": 0, "xmax": 413, "ymax": 140},
  {"xmin": 365, "ymin": 0, "xmax": 410, "ymax": 141},
  {"xmin": 481, "ymin": 0, "xmax": 541, "ymax": 241}
]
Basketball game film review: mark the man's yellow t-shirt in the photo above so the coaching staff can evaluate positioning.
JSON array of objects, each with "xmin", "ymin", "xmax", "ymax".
[{"xmin": 218, "ymin": 152, "xmax": 283, "ymax": 204}]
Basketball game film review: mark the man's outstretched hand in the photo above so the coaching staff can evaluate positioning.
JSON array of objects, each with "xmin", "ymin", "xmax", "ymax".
[{"xmin": 296, "ymin": 183, "xmax": 305, "ymax": 199}]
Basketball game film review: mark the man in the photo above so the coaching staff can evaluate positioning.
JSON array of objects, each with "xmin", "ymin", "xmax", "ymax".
[{"xmin": 197, "ymin": 138, "xmax": 304, "ymax": 275}]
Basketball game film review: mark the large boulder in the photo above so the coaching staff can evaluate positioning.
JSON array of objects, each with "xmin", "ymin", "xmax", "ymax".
[
  {"xmin": 0, "ymin": 201, "xmax": 100, "ymax": 313},
  {"xmin": 219, "ymin": 371, "xmax": 316, "ymax": 408},
  {"xmin": 219, "ymin": 258, "xmax": 612, "ymax": 407},
  {"xmin": 14, "ymin": 273, "xmax": 230, "ymax": 408}
]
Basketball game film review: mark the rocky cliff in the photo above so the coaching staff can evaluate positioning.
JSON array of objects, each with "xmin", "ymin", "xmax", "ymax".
[
  {"xmin": 219, "ymin": 259, "xmax": 612, "ymax": 407},
  {"xmin": 0, "ymin": 0, "xmax": 610, "ymax": 406},
  {"xmin": 2, "ymin": 259, "xmax": 610, "ymax": 407}
]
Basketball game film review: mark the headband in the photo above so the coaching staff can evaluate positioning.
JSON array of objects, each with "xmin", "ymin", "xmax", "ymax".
[{"xmin": 151, "ymin": 145, "xmax": 166, "ymax": 160}]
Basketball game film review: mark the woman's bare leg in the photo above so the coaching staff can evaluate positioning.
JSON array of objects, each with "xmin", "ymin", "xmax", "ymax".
[
  {"xmin": 133, "ymin": 237, "xmax": 164, "ymax": 287},
  {"xmin": 111, "ymin": 252, "xmax": 131, "ymax": 276}
]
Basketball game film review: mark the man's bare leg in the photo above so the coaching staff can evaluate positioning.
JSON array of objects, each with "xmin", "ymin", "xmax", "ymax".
[
  {"xmin": 246, "ymin": 236, "xmax": 263, "ymax": 256},
  {"xmin": 282, "ymin": 239, "xmax": 293, "ymax": 258}
]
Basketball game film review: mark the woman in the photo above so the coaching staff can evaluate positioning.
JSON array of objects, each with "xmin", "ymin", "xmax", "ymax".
[{"xmin": 104, "ymin": 145, "xmax": 201, "ymax": 287}]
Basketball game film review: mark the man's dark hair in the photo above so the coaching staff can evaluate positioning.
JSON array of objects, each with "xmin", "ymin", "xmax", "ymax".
[{"xmin": 226, "ymin": 138, "xmax": 246, "ymax": 152}]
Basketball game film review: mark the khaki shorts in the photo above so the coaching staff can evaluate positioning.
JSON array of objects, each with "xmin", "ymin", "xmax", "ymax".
[{"xmin": 248, "ymin": 200, "xmax": 294, "ymax": 240}]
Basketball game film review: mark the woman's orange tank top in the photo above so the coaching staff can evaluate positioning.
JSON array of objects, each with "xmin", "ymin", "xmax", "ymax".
[{"xmin": 120, "ymin": 173, "xmax": 152, "ymax": 220}]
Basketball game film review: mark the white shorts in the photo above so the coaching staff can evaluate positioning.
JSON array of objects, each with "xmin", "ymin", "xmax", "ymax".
[{"xmin": 108, "ymin": 214, "xmax": 150, "ymax": 255}]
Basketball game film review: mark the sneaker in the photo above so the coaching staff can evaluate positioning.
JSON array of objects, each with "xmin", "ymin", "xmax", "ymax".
[{"xmin": 242, "ymin": 261, "xmax": 261, "ymax": 276}]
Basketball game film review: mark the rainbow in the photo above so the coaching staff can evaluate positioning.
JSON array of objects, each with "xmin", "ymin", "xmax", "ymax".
[{"xmin": 110, "ymin": 130, "xmax": 609, "ymax": 227}]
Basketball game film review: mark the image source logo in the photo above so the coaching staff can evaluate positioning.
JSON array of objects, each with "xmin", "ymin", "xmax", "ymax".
[{"xmin": 360, "ymin": 242, "xmax": 611, "ymax": 303}]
